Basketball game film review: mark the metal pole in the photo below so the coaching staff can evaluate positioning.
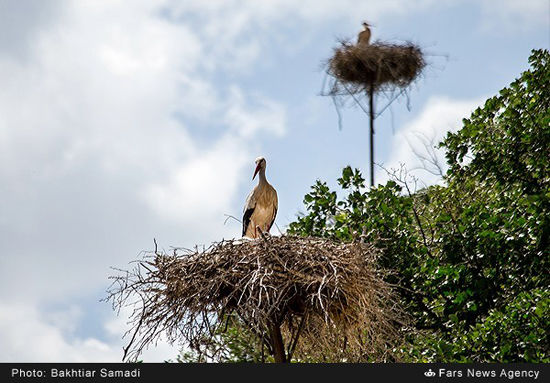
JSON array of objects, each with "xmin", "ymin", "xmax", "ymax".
[{"xmin": 368, "ymin": 83, "xmax": 375, "ymax": 187}]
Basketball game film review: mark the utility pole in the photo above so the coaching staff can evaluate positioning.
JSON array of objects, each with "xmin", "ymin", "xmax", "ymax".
[{"xmin": 368, "ymin": 82, "xmax": 375, "ymax": 187}]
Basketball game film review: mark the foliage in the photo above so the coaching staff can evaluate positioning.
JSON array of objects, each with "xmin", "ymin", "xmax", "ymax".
[
  {"xmin": 402, "ymin": 289, "xmax": 549, "ymax": 362},
  {"xmin": 286, "ymin": 49, "xmax": 550, "ymax": 362},
  {"xmin": 444, "ymin": 49, "xmax": 549, "ymax": 197},
  {"xmin": 178, "ymin": 315, "xmax": 267, "ymax": 363}
]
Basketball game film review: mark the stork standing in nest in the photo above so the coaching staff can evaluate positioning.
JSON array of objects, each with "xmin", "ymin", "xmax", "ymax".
[
  {"xmin": 357, "ymin": 21, "xmax": 371, "ymax": 47},
  {"xmin": 242, "ymin": 156, "xmax": 278, "ymax": 239}
]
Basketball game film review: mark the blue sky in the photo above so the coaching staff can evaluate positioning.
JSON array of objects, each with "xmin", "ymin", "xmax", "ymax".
[{"xmin": 0, "ymin": 0, "xmax": 548, "ymax": 362}]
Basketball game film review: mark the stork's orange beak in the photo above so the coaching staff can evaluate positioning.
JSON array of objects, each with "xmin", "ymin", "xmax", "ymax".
[{"xmin": 253, "ymin": 163, "xmax": 261, "ymax": 180}]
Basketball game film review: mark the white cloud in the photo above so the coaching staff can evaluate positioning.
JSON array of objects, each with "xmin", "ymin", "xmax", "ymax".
[
  {"xmin": 382, "ymin": 96, "xmax": 483, "ymax": 187},
  {"xmin": 0, "ymin": 302, "xmax": 177, "ymax": 362},
  {"xmin": 224, "ymin": 87, "xmax": 287, "ymax": 139},
  {"xmin": 0, "ymin": 303, "xmax": 117, "ymax": 362},
  {"xmin": 143, "ymin": 136, "xmax": 251, "ymax": 226}
]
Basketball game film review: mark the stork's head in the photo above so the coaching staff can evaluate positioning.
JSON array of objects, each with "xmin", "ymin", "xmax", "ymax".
[
  {"xmin": 253, "ymin": 156, "xmax": 266, "ymax": 180},
  {"xmin": 362, "ymin": 21, "xmax": 370, "ymax": 29}
]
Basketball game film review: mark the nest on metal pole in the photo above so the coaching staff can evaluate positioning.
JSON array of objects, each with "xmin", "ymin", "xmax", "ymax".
[
  {"xmin": 327, "ymin": 41, "xmax": 425, "ymax": 95},
  {"xmin": 325, "ymin": 40, "xmax": 425, "ymax": 186}
]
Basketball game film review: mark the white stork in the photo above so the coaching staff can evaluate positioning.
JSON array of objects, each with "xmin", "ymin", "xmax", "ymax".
[
  {"xmin": 357, "ymin": 21, "xmax": 371, "ymax": 47},
  {"xmin": 242, "ymin": 156, "xmax": 278, "ymax": 239}
]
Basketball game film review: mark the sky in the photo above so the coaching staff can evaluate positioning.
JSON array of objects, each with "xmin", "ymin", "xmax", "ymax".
[{"xmin": 0, "ymin": 0, "xmax": 548, "ymax": 362}]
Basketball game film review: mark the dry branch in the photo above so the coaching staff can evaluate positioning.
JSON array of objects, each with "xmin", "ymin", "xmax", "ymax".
[{"xmin": 106, "ymin": 235, "xmax": 408, "ymax": 362}]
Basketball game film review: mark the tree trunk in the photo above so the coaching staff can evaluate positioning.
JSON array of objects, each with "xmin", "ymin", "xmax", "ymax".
[{"xmin": 269, "ymin": 323, "xmax": 287, "ymax": 363}]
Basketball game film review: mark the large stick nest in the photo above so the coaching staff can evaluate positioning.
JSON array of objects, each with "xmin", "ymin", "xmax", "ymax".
[
  {"xmin": 107, "ymin": 235, "xmax": 407, "ymax": 362},
  {"xmin": 327, "ymin": 41, "xmax": 425, "ymax": 95}
]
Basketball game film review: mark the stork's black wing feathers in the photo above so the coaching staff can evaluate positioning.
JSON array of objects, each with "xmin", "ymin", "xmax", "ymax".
[{"xmin": 242, "ymin": 207, "xmax": 255, "ymax": 237}]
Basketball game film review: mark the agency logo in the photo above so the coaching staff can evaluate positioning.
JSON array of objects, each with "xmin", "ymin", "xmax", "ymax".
[{"xmin": 424, "ymin": 369, "xmax": 436, "ymax": 377}]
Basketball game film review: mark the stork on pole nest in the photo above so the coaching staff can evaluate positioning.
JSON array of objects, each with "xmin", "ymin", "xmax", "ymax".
[
  {"xmin": 325, "ymin": 24, "xmax": 426, "ymax": 187},
  {"xmin": 106, "ymin": 234, "xmax": 408, "ymax": 362}
]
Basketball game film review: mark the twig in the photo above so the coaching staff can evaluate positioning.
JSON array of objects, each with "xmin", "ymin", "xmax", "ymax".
[{"xmin": 224, "ymin": 214, "xmax": 242, "ymax": 225}]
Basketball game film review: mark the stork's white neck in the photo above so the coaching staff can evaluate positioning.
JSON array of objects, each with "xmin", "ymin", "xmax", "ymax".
[{"xmin": 258, "ymin": 167, "xmax": 267, "ymax": 184}]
